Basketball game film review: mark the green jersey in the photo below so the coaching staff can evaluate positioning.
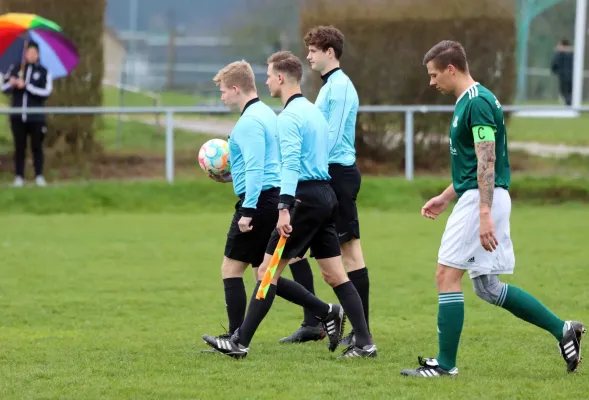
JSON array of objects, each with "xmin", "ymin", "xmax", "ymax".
[{"xmin": 449, "ymin": 83, "xmax": 511, "ymax": 198}]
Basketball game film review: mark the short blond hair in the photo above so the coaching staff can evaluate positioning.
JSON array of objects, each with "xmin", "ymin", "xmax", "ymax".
[{"xmin": 213, "ymin": 60, "xmax": 256, "ymax": 93}]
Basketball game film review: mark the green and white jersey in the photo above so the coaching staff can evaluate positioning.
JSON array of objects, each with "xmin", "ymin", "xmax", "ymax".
[{"xmin": 449, "ymin": 82, "xmax": 511, "ymax": 198}]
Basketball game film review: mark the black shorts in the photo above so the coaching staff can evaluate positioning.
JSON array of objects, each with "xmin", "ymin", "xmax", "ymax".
[
  {"xmin": 328, "ymin": 163, "xmax": 361, "ymax": 244},
  {"xmin": 224, "ymin": 187, "xmax": 279, "ymax": 268},
  {"xmin": 265, "ymin": 181, "xmax": 341, "ymax": 260}
]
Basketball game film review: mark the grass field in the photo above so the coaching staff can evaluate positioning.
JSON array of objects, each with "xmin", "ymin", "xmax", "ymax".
[
  {"xmin": 95, "ymin": 118, "xmax": 220, "ymax": 154},
  {"xmin": 0, "ymin": 115, "xmax": 219, "ymax": 155},
  {"xmin": 0, "ymin": 178, "xmax": 587, "ymax": 399},
  {"xmin": 102, "ymin": 86, "xmax": 282, "ymax": 116},
  {"xmin": 507, "ymin": 114, "xmax": 589, "ymax": 147}
]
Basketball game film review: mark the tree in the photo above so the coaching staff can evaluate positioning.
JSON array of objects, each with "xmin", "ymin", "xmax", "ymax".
[
  {"xmin": 225, "ymin": 0, "xmax": 302, "ymax": 63},
  {"xmin": 1, "ymin": 0, "xmax": 106, "ymax": 158}
]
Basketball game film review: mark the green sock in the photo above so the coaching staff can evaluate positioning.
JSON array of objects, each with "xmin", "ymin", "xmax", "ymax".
[
  {"xmin": 436, "ymin": 292, "xmax": 464, "ymax": 371},
  {"xmin": 497, "ymin": 284, "xmax": 565, "ymax": 341}
]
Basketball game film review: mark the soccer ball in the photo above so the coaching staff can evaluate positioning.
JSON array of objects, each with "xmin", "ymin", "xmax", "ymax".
[{"xmin": 198, "ymin": 138, "xmax": 231, "ymax": 176}]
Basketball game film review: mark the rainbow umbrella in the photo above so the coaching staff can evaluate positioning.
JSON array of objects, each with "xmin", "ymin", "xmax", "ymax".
[{"xmin": 0, "ymin": 13, "xmax": 79, "ymax": 79}]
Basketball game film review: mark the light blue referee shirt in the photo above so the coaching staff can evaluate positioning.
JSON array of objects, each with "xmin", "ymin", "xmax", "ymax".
[
  {"xmin": 228, "ymin": 98, "xmax": 280, "ymax": 215},
  {"xmin": 315, "ymin": 68, "xmax": 359, "ymax": 166},
  {"xmin": 277, "ymin": 94, "xmax": 331, "ymax": 200}
]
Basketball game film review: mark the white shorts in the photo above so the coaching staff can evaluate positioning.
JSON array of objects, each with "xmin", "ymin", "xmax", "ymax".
[{"xmin": 438, "ymin": 188, "xmax": 515, "ymax": 279}]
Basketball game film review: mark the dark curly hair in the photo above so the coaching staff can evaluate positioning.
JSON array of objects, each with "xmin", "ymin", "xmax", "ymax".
[{"xmin": 304, "ymin": 25, "xmax": 345, "ymax": 60}]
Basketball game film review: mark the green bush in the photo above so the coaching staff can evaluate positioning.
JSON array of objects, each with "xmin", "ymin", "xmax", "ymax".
[{"xmin": 300, "ymin": 0, "xmax": 516, "ymax": 171}]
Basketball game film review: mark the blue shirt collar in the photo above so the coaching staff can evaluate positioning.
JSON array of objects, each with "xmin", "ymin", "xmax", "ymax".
[
  {"xmin": 321, "ymin": 67, "xmax": 341, "ymax": 85},
  {"xmin": 284, "ymin": 93, "xmax": 304, "ymax": 108},
  {"xmin": 241, "ymin": 97, "xmax": 260, "ymax": 116}
]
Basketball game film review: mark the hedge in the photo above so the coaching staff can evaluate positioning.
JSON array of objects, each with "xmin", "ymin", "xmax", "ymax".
[{"xmin": 300, "ymin": 0, "xmax": 516, "ymax": 171}]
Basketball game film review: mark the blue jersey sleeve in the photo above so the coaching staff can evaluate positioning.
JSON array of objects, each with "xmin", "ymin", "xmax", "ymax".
[
  {"xmin": 277, "ymin": 112, "xmax": 302, "ymax": 200},
  {"xmin": 235, "ymin": 117, "xmax": 266, "ymax": 213}
]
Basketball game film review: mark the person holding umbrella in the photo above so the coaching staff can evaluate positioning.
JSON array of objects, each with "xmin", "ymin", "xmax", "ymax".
[
  {"xmin": 0, "ymin": 13, "xmax": 80, "ymax": 187},
  {"xmin": 2, "ymin": 40, "xmax": 52, "ymax": 187}
]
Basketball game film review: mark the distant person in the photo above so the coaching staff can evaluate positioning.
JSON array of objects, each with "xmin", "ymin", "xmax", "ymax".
[
  {"xmin": 551, "ymin": 39, "xmax": 574, "ymax": 106},
  {"xmin": 1, "ymin": 41, "xmax": 52, "ymax": 187}
]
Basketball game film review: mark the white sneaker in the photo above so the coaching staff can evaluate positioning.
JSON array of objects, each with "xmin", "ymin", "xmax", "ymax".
[
  {"xmin": 13, "ymin": 176, "xmax": 24, "ymax": 187},
  {"xmin": 35, "ymin": 176, "xmax": 47, "ymax": 187}
]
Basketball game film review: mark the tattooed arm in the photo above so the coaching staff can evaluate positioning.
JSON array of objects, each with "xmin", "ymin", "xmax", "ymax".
[
  {"xmin": 475, "ymin": 138, "xmax": 496, "ymax": 214},
  {"xmin": 473, "ymin": 125, "xmax": 498, "ymax": 252}
]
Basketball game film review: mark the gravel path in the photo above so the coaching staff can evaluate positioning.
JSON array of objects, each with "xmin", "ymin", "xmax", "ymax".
[{"xmin": 135, "ymin": 116, "xmax": 589, "ymax": 158}]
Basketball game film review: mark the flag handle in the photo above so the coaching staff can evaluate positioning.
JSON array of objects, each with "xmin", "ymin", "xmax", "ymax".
[{"xmin": 256, "ymin": 199, "xmax": 301, "ymax": 299}]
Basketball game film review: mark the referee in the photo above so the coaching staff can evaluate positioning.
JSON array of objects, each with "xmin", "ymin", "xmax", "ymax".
[
  {"xmin": 1, "ymin": 41, "xmax": 52, "ymax": 187},
  {"xmin": 202, "ymin": 51, "xmax": 377, "ymax": 360}
]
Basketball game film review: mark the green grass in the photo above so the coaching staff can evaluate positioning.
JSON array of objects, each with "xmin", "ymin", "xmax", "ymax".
[
  {"xmin": 102, "ymin": 86, "xmax": 281, "ymax": 121},
  {"xmin": 0, "ymin": 200, "xmax": 587, "ymax": 398},
  {"xmin": 0, "ymin": 115, "xmax": 221, "ymax": 156},
  {"xmin": 507, "ymin": 113, "xmax": 589, "ymax": 147},
  {"xmin": 95, "ymin": 117, "xmax": 223, "ymax": 154},
  {"xmin": 103, "ymin": 86, "xmax": 197, "ymax": 108},
  {"xmin": 509, "ymin": 150, "xmax": 589, "ymax": 177},
  {"xmin": 0, "ymin": 176, "xmax": 587, "ymax": 214}
]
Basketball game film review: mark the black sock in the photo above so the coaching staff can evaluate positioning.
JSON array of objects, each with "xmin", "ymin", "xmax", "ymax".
[
  {"xmin": 238, "ymin": 281, "xmax": 277, "ymax": 347},
  {"xmin": 289, "ymin": 258, "xmax": 318, "ymax": 326},
  {"xmin": 223, "ymin": 277, "xmax": 247, "ymax": 334},
  {"xmin": 333, "ymin": 281, "xmax": 371, "ymax": 348},
  {"xmin": 348, "ymin": 267, "xmax": 370, "ymax": 332},
  {"xmin": 276, "ymin": 277, "xmax": 330, "ymax": 320}
]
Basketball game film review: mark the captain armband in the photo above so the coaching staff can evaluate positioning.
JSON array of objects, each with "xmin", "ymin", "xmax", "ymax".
[{"xmin": 472, "ymin": 125, "xmax": 496, "ymax": 143}]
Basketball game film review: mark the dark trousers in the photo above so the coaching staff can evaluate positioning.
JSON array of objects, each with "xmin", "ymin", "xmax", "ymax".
[
  {"xmin": 10, "ymin": 118, "xmax": 45, "ymax": 178},
  {"xmin": 560, "ymin": 79, "xmax": 572, "ymax": 106}
]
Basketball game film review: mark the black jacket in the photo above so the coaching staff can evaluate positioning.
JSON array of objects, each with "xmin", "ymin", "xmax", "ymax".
[
  {"xmin": 2, "ymin": 62, "xmax": 53, "ymax": 123},
  {"xmin": 551, "ymin": 49, "xmax": 574, "ymax": 86}
]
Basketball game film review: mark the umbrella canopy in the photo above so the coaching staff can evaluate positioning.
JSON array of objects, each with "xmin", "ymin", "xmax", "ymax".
[{"xmin": 0, "ymin": 13, "xmax": 79, "ymax": 78}]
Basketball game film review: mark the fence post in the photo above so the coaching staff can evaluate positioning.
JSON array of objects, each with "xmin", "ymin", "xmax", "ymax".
[
  {"xmin": 165, "ymin": 110, "xmax": 174, "ymax": 183},
  {"xmin": 404, "ymin": 110, "xmax": 414, "ymax": 181}
]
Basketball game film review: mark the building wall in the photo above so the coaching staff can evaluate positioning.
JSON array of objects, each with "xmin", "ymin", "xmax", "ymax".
[{"xmin": 103, "ymin": 28, "xmax": 126, "ymax": 84}]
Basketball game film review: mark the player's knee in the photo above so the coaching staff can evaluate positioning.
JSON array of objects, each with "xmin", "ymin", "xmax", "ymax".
[
  {"xmin": 320, "ymin": 268, "xmax": 338, "ymax": 287},
  {"xmin": 251, "ymin": 267, "xmax": 259, "ymax": 281},
  {"xmin": 221, "ymin": 257, "xmax": 246, "ymax": 279},
  {"xmin": 472, "ymin": 275, "xmax": 505, "ymax": 305},
  {"xmin": 435, "ymin": 264, "xmax": 464, "ymax": 292},
  {"xmin": 435, "ymin": 266, "xmax": 452, "ymax": 288},
  {"xmin": 435, "ymin": 265, "xmax": 448, "ymax": 287},
  {"xmin": 340, "ymin": 239, "xmax": 364, "ymax": 271},
  {"xmin": 256, "ymin": 263, "xmax": 268, "ymax": 281},
  {"xmin": 320, "ymin": 265, "xmax": 348, "ymax": 287},
  {"xmin": 317, "ymin": 256, "xmax": 348, "ymax": 287}
]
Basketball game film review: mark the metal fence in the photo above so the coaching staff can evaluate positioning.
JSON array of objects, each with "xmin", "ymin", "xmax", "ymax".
[{"xmin": 1, "ymin": 104, "xmax": 588, "ymax": 183}]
